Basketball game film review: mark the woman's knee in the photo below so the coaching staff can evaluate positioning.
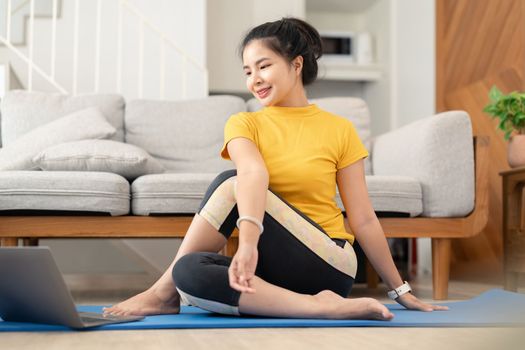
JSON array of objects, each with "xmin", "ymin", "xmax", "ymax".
[
  {"xmin": 198, "ymin": 171, "xmax": 238, "ymax": 233},
  {"xmin": 172, "ymin": 253, "xmax": 200, "ymax": 292},
  {"xmin": 205, "ymin": 170, "xmax": 237, "ymax": 196},
  {"xmin": 171, "ymin": 252, "xmax": 241, "ymax": 315},
  {"xmin": 172, "ymin": 252, "xmax": 232, "ymax": 296}
]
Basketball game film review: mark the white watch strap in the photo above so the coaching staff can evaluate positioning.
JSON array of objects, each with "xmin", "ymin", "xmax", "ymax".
[{"xmin": 387, "ymin": 281, "xmax": 412, "ymax": 300}]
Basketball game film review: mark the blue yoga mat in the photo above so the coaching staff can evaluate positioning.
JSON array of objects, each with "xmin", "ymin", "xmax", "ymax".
[{"xmin": 1, "ymin": 289, "xmax": 524, "ymax": 331}]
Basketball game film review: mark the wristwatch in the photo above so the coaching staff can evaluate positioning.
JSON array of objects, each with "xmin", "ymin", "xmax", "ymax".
[{"xmin": 387, "ymin": 281, "xmax": 412, "ymax": 300}]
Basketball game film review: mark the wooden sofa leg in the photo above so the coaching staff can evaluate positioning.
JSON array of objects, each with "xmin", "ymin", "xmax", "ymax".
[
  {"xmin": 431, "ymin": 238, "xmax": 451, "ymax": 300},
  {"xmin": 23, "ymin": 238, "xmax": 39, "ymax": 246},
  {"xmin": 1, "ymin": 238, "xmax": 19, "ymax": 247},
  {"xmin": 225, "ymin": 236, "xmax": 239, "ymax": 257},
  {"xmin": 366, "ymin": 260, "xmax": 379, "ymax": 288}
]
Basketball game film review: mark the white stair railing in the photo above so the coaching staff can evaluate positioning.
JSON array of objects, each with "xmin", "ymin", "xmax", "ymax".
[
  {"xmin": 0, "ymin": 62, "xmax": 10, "ymax": 98},
  {"xmin": 0, "ymin": 0, "xmax": 208, "ymax": 99}
]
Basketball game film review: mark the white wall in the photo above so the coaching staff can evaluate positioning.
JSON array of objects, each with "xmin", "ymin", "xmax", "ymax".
[
  {"xmin": 393, "ymin": 0, "xmax": 435, "ymax": 274},
  {"xmin": 207, "ymin": 0, "xmax": 305, "ymax": 93},
  {"xmin": 362, "ymin": 0, "xmax": 393, "ymax": 136},
  {"xmin": 394, "ymin": 0, "xmax": 435, "ymax": 127}
]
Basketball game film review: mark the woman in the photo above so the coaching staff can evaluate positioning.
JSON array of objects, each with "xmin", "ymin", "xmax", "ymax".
[{"xmin": 104, "ymin": 17, "xmax": 447, "ymax": 320}]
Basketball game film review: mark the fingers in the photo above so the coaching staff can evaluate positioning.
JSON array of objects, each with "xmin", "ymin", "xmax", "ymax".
[
  {"xmin": 229, "ymin": 271, "xmax": 256, "ymax": 293},
  {"xmin": 398, "ymin": 294, "xmax": 449, "ymax": 312},
  {"xmin": 417, "ymin": 302, "xmax": 449, "ymax": 312},
  {"xmin": 432, "ymin": 304, "xmax": 449, "ymax": 311},
  {"xmin": 228, "ymin": 260, "xmax": 256, "ymax": 293}
]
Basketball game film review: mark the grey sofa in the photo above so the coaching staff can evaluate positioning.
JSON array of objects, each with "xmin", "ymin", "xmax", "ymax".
[
  {"xmin": 0, "ymin": 90, "xmax": 475, "ymax": 217},
  {"xmin": 0, "ymin": 90, "xmax": 486, "ymax": 299}
]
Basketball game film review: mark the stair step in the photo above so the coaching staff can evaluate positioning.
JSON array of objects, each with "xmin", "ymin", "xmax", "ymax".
[{"xmin": 1, "ymin": 0, "xmax": 61, "ymax": 46}]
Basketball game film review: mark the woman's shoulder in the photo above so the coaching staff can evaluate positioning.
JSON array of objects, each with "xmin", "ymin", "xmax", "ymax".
[
  {"xmin": 316, "ymin": 107, "xmax": 355, "ymax": 128},
  {"xmin": 228, "ymin": 110, "xmax": 266, "ymax": 126}
]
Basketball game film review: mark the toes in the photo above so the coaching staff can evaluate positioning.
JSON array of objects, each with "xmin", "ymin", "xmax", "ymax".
[
  {"xmin": 104, "ymin": 307, "xmax": 124, "ymax": 316},
  {"xmin": 382, "ymin": 311, "xmax": 394, "ymax": 320},
  {"xmin": 368, "ymin": 300, "xmax": 393, "ymax": 321},
  {"xmin": 102, "ymin": 307, "xmax": 114, "ymax": 315}
]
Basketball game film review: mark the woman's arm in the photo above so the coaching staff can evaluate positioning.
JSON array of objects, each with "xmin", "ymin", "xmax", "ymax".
[
  {"xmin": 336, "ymin": 159, "xmax": 447, "ymax": 311},
  {"xmin": 226, "ymin": 137, "xmax": 269, "ymax": 293}
]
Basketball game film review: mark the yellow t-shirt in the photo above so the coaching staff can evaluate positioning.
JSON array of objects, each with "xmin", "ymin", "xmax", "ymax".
[{"xmin": 220, "ymin": 104, "xmax": 368, "ymax": 244}]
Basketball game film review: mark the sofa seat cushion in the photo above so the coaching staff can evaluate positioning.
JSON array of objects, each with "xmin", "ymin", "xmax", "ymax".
[
  {"xmin": 133, "ymin": 173, "xmax": 422, "ymax": 218},
  {"xmin": 0, "ymin": 171, "xmax": 130, "ymax": 216},
  {"xmin": 335, "ymin": 175, "xmax": 423, "ymax": 217},
  {"xmin": 131, "ymin": 173, "xmax": 220, "ymax": 215}
]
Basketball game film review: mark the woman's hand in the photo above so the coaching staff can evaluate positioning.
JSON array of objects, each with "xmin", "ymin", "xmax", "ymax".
[
  {"xmin": 228, "ymin": 243, "xmax": 258, "ymax": 293},
  {"xmin": 396, "ymin": 292, "xmax": 449, "ymax": 311}
]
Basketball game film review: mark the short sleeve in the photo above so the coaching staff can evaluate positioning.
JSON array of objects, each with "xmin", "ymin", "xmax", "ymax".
[
  {"xmin": 337, "ymin": 120, "xmax": 369, "ymax": 170},
  {"xmin": 220, "ymin": 113, "xmax": 257, "ymax": 160}
]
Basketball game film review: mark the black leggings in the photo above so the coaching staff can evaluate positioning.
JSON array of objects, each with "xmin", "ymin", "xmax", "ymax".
[{"xmin": 172, "ymin": 170, "xmax": 357, "ymax": 315}]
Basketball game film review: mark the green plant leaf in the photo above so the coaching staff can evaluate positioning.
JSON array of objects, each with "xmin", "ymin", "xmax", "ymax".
[
  {"xmin": 498, "ymin": 118, "xmax": 507, "ymax": 131},
  {"xmin": 489, "ymin": 85, "xmax": 503, "ymax": 102},
  {"xmin": 485, "ymin": 85, "xmax": 525, "ymax": 140}
]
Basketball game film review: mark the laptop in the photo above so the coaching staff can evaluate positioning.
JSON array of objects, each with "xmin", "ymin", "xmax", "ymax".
[{"xmin": 0, "ymin": 246, "xmax": 144, "ymax": 329}]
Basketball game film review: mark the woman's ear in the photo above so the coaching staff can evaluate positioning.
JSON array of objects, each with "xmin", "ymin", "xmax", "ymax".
[{"xmin": 292, "ymin": 55, "xmax": 304, "ymax": 76}]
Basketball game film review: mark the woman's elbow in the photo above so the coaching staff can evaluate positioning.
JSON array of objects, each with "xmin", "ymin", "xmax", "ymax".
[{"xmin": 236, "ymin": 164, "xmax": 269, "ymax": 182}]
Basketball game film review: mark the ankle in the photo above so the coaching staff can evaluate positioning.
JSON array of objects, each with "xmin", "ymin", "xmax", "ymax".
[
  {"xmin": 311, "ymin": 293, "xmax": 339, "ymax": 318},
  {"xmin": 150, "ymin": 284, "xmax": 179, "ymax": 303}
]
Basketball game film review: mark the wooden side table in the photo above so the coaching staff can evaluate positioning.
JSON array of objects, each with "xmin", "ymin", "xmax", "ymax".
[{"xmin": 500, "ymin": 166, "xmax": 525, "ymax": 291}]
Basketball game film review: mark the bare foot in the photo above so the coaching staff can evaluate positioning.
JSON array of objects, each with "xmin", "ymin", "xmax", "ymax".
[
  {"xmin": 314, "ymin": 290, "xmax": 394, "ymax": 321},
  {"xmin": 103, "ymin": 288, "xmax": 180, "ymax": 317}
]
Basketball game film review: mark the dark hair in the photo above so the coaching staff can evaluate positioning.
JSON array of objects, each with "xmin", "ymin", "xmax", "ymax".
[{"xmin": 239, "ymin": 17, "xmax": 323, "ymax": 86}]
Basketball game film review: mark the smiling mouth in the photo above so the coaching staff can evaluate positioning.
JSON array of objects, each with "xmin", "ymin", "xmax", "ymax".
[{"xmin": 257, "ymin": 87, "xmax": 271, "ymax": 99}]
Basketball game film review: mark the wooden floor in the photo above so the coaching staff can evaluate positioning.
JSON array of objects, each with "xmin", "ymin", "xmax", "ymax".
[{"xmin": 2, "ymin": 274, "xmax": 524, "ymax": 350}]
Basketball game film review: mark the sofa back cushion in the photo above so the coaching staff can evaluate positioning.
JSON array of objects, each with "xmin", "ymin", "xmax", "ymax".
[
  {"xmin": 0, "ymin": 90, "xmax": 125, "ymax": 145},
  {"xmin": 372, "ymin": 111, "xmax": 475, "ymax": 217},
  {"xmin": 125, "ymin": 95, "xmax": 246, "ymax": 172}
]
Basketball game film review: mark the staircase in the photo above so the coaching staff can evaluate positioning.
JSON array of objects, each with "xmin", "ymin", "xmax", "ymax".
[{"xmin": 0, "ymin": 0, "xmax": 208, "ymax": 100}]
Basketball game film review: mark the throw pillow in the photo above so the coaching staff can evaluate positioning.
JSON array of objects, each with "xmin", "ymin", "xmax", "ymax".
[
  {"xmin": 34, "ymin": 140, "xmax": 166, "ymax": 180},
  {"xmin": 0, "ymin": 107, "xmax": 116, "ymax": 170}
]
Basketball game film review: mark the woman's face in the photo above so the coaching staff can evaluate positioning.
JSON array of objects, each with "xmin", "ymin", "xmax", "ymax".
[{"xmin": 242, "ymin": 39, "xmax": 303, "ymax": 107}]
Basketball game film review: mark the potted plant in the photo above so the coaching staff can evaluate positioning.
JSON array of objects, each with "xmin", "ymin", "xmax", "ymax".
[{"xmin": 483, "ymin": 85, "xmax": 525, "ymax": 168}]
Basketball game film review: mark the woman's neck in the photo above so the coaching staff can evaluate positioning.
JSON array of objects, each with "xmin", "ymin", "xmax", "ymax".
[{"xmin": 273, "ymin": 83, "xmax": 309, "ymax": 107}]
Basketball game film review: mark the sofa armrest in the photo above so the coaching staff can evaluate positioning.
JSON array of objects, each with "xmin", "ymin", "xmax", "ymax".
[{"xmin": 372, "ymin": 111, "xmax": 474, "ymax": 217}]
